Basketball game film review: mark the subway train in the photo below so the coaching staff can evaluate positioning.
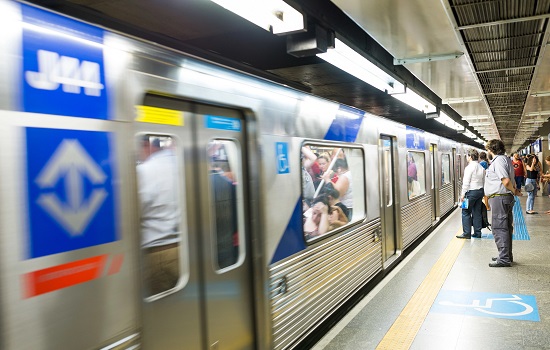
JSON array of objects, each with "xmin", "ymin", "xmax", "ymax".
[{"xmin": 0, "ymin": 1, "xmax": 473, "ymax": 349}]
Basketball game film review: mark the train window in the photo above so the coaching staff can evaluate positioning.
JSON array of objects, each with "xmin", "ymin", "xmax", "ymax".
[
  {"xmin": 207, "ymin": 140, "xmax": 245, "ymax": 271},
  {"xmin": 407, "ymin": 151, "xmax": 426, "ymax": 200},
  {"xmin": 442, "ymin": 154, "xmax": 451, "ymax": 185},
  {"xmin": 136, "ymin": 134, "xmax": 185, "ymax": 298},
  {"xmin": 301, "ymin": 145, "xmax": 365, "ymax": 242}
]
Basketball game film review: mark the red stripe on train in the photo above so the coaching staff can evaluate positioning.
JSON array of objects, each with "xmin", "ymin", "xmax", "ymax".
[{"xmin": 23, "ymin": 254, "xmax": 108, "ymax": 298}]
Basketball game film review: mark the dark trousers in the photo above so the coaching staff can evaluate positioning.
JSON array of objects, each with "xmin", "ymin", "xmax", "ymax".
[
  {"xmin": 514, "ymin": 176, "xmax": 524, "ymax": 190},
  {"xmin": 489, "ymin": 196, "xmax": 515, "ymax": 264},
  {"xmin": 461, "ymin": 188, "xmax": 484, "ymax": 236}
]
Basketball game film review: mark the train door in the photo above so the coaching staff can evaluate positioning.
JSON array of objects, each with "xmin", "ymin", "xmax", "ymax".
[
  {"xmin": 135, "ymin": 95, "xmax": 254, "ymax": 349},
  {"xmin": 453, "ymin": 148, "xmax": 460, "ymax": 202},
  {"xmin": 430, "ymin": 143, "xmax": 439, "ymax": 222},
  {"xmin": 380, "ymin": 135, "xmax": 397, "ymax": 260}
]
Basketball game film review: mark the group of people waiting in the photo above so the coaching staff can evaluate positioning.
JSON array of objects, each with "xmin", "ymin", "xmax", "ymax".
[
  {"xmin": 457, "ymin": 139, "xmax": 550, "ymax": 267},
  {"xmin": 512, "ymin": 153, "xmax": 550, "ymax": 214},
  {"xmin": 302, "ymin": 146, "xmax": 353, "ymax": 240}
]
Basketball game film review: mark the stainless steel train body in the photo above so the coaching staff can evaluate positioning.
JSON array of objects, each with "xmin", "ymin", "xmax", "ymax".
[{"xmin": 0, "ymin": 1, "xmax": 470, "ymax": 349}]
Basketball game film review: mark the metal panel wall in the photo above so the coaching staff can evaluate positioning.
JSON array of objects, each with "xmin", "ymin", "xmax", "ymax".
[
  {"xmin": 439, "ymin": 184, "xmax": 455, "ymax": 216},
  {"xmin": 269, "ymin": 219, "xmax": 382, "ymax": 350},
  {"xmin": 401, "ymin": 195, "xmax": 433, "ymax": 249}
]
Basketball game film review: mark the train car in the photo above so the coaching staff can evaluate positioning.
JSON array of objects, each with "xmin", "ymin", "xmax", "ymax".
[{"xmin": 0, "ymin": 1, "xmax": 479, "ymax": 349}]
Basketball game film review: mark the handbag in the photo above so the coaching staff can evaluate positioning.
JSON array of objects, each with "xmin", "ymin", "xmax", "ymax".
[
  {"xmin": 524, "ymin": 182, "xmax": 535, "ymax": 192},
  {"xmin": 460, "ymin": 198, "xmax": 469, "ymax": 209}
]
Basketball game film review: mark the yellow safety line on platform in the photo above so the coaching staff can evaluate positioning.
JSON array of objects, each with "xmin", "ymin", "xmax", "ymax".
[{"xmin": 376, "ymin": 232, "xmax": 465, "ymax": 350}]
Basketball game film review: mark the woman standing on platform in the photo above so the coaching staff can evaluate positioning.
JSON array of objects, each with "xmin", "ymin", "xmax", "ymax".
[
  {"xmin": 456, "ymin": 149, "xmax": 486, "ymax": 239},
  {"xmin": 525, "ymin": 154, "xmax": 541, "ymax": 215},
  {"xmin": 542, "ymin": 155, "xmax": 550, "ymax": 200}
]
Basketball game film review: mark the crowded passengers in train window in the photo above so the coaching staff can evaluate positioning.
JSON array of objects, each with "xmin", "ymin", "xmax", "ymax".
[
  {"xmin": 442, "ymin": 154, "xmax": 451, "ymax": 185},
  {"xmin": 301, "ymin": 145, "xmax": 365, "ymax": 242},
  {"xmin": 407, "ymin": 151, "xmax": 427, "ymax": 200}
]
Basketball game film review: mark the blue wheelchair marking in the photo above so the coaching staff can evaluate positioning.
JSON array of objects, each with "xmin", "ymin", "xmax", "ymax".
[
  {"xmin": 432, "ymin": 291, "xmax": 539, "ymax": 321},
  {"xmin": 324, "ymin": 105, "xmax": 364, "ymax": 142},
  {"xmin": 26, "ymin": 128, "xmax": 117, "ymax": 258},
  {"xmin": 276, "ymin": 142, "xmax": 290, "ymax": 174},
  {"xmin": 205, "ymin": 115, "xmax": 241, "ymax": 131},
  {"xmin": 21, "ymin": 4, "xmax": 108, "ymax": 119}
]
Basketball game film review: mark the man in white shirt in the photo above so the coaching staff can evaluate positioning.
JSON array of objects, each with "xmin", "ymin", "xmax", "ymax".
[
  {"xmin": 137, "ymin": 136, "xmax": 181, "ymax": 295},
  {"xmin": 456, "ymin": 149, "xmax": 486, "ymax": 239}
]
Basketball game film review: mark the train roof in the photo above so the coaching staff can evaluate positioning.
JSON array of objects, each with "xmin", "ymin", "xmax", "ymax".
[{"xmin": 27, "ymin": 0, "xmax": 550, "ymax": 151}]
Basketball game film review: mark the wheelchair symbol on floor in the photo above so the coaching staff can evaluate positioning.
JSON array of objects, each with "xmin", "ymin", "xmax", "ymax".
[{"xmin": 439, "ymin": 294, "xmax": 533, "ymax": 317}]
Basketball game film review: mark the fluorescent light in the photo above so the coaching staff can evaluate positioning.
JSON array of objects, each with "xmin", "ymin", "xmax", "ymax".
[
  {"xmin": 475, "ymin": 138, "xmax": 485, "ymax": 144},
  {"xmin": 434, "ymin": 112, "xmax": 464, "ymax": 130},
  {"xmin": 525, "ymin": 110, "xmax": 550, "ymax": 117},
  {"xmin": 468, "ymin": 121, "xmax": 493, "ymax": 126},
  {"xmin": 522, "ymin": 118, "xmax": 548, "ymax": 124},
  {"xmin": 462, "ymin": 115, "xmax": 489, "ymax": 120},
  {"xmin": 318, "ymin": 39, "xmax": 403, "ymax": 93},
  {"xmin": 464, "ymin": 130, "xmax": 476, "ymax": 138},
  {"xmin": 442, "ymin": 96, "xmax": 483, "ymax": 104},
  {"xmin": 391, "ymin": 87, "xmax": 436, "ymax": 113},
  {"xmin": 473, "ymin": 126, "xmax": 494, "ymax": 131},
  {"xmin": 210, "ymin": 0, "xmax": 304, "ymax": 34}
]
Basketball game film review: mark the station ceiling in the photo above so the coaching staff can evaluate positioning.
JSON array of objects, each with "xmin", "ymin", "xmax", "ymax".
[{"xmin": 31, "ymin": 0, "xmax": 550, "ymax": 151}]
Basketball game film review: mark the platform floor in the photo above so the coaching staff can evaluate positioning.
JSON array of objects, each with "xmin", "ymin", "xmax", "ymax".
[{"xmin": 312, "ymin": 193, "xmax": 550, "ymax": 350}]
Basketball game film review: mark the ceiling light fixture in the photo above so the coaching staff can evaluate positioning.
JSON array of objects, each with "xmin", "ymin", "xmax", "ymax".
[
  {"xmin": 442, "ymin": 96, "xmax": 483, "ymax": 104},
  {"xmin": 390, "ymin": 86, "xmax": 437, "ymax": 113},
  {"xmin": 434, "ymin": 112, "xmax": 464, "ymax": 130},
  {"xmin": 461, "ymin": 115, "xmax": 489, "ymax": 120},
  {"xmin": 468, "ymin": 121, "xmax": 493, "ymax": 126},
  {"xmin": 210, "ymin": 0, "xmax": 304, "ymax": 34},
  {"xmin": 524, "ymin": 110, "xmax": 550, "ymax": 117},
  {"xmin": 318, "ymin": 38, "xmax": 404, "ymax": 93}
]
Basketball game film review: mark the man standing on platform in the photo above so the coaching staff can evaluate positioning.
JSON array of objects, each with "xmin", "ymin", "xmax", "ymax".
[{"xmin": 484, "ymin": 140, "xmax": 522, "ymax": 267}]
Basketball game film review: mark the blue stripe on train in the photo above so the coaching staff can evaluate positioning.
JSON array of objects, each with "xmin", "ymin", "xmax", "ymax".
[
  {"xmin": 324, "ymin": 105, "xmax": 365, "ymax": 142},
  {"xmin": 270, "ymin": 105, "xmax": 365, "ymax": 265},
  {"xmin": 270, "ymin": 200, "xmax": 305, "ymax": 264}
]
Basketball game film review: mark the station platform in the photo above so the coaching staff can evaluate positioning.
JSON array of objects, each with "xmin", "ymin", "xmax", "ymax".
[{"xmin": 312, "ymin": 193, "xmax": 550, "ymax": 350}]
